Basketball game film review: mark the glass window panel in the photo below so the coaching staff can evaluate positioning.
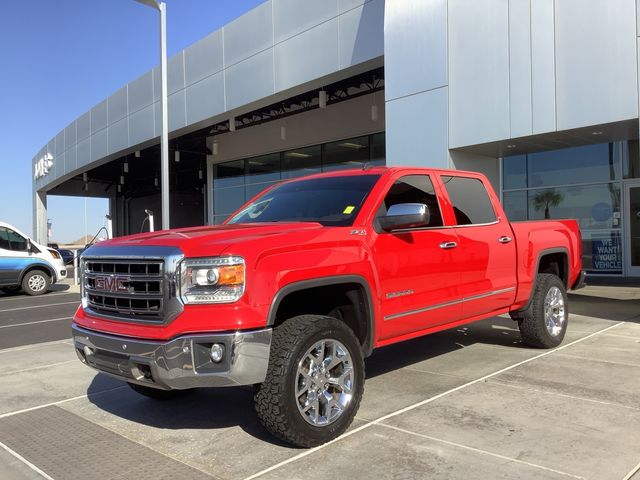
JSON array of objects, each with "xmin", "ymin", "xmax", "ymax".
[
  {"xmin": 282, "ymin": 146, "xmax": 321, "ymax": 179},
  {"xmin": 228, "ymin": 175, "xmax": 380, "ymax": 227},
  {"xmin": 370, "ymin": 132, "xmax": 386, "ymax": 166},
  {"xmin": 0, "ymin": 228, "xmax": 10, "ymax": 250},
  {"xmin": 502, "ymin": 191, "xmax": 528, "ymax": 221},
  {"xmin": 581, "ymin": 231, "xmax": 622, "ymax": 274},
  {"xmin": 526, "ymin": 183, "xmax": 621, "ymax": 230},
  {"xmin": 213, "ymin": 214, "xmax": 230, "ymax": 225},
  {"xmin": 441, "ymin": 176, "xmax": 497, "ymax": 225},
  {"xmin": 247, "ymin": 153, "xmax": 281, "ymax": 183},
  {"xmin": 623, "ymin": 140, "xmax": 640, "ymax": 179},
  {"xmin": 503, "ymin": 155, "xmax": 527, "ymax": 190},
  {"xmin": 527, "ymin": 143, "xmax": 619, "ymax": 188},
  {"xmin": 323, "ymin": 136, "xmax": 369, "ymax": 171},
  {"xmin": 6, "ymin": 229, "xmax": 27, "ymax": 251},
  {"xmin": 214, "ymin": 160, "xmax": 245, "ymax": 188},
  {"xmin": 214, "ymin": 186, "xmax": 245, "ymax": 215},
  {"xmin": 376, "ymin": 175, "xmax": 443, "ymax": 228}
]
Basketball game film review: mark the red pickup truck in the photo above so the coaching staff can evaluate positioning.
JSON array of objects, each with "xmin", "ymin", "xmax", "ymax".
[{"xmin": 73, "ymin": 167, "xmax": 584, "ymax": 447}]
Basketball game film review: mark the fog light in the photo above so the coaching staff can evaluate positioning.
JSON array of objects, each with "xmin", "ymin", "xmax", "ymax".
[{"xmin": 210, "ymin": 343, "xmax": 224, "ymax": 363}]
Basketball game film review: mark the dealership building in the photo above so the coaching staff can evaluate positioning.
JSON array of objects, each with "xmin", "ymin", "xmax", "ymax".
[{"xmin": 32, "ymin": 0, "xmax": 640, "ymax": 278}]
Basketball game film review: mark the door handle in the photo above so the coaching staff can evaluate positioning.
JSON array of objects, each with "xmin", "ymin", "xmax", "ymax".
[
  {"xmin": 498, "ymin": 236, "xmax": 513, "ymax": 244},
  {"xmin": 440, "ymin": 241, "xmax": 458, "ymax": 249}
]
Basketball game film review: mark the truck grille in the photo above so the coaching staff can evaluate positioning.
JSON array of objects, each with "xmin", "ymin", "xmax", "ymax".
[{"xmin": 83, "ymin": 260, "xmax": 165, "ymax": 322}]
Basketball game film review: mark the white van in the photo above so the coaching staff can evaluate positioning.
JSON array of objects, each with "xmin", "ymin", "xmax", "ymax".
[{"xmin": 0, "ymin": 221, "xmax": 67, "ymax": 295}]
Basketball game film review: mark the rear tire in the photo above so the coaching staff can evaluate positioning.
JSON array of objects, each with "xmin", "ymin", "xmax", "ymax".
[
  {"xmin": 254, "ymin": 315, "xmax": 364, "ymax": 447},
  {"xmin": 21, "ymin": 270, "xmax": 50, "ymax": 296},
  {"xmin": 516, "ymin": 273, "xmax": 568, "ymax": 348},
  {"xmin": 127, "ymin": 382, "xmax": 192, "ymax": 400}
]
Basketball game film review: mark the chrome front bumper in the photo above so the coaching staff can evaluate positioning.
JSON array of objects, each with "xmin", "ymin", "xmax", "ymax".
[{"xmin": 72, "ymin": 324, "xmax": 272, "ymax": 390}]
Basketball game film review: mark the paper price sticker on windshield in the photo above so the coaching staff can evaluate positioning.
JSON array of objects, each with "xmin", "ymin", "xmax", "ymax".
[{"xmin": 343, "ymin": 206, "xmax": 355, "ymax": 214}]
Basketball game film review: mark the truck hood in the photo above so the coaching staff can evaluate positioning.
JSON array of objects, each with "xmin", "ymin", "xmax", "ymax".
[{"xmin": 93, "ymin": 222, "xmax": 325, "ymax": 257}]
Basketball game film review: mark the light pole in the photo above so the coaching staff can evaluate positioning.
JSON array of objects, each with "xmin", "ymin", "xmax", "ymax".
[{"xmin": 134, "ymin": 0, "xmax": 170, "ymax": 230}]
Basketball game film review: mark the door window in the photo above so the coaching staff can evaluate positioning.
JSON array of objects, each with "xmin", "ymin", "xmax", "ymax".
[
  {"xmin": 0, "ymin": 228, "xmax": 10, "ymax": 251},
  {"xmin": 6, "ymin": 229, "xmax": 27, "ymax": 251},
  {"xmin": 376, "ymin": 175, "xmax": 444, "ymax": 228},
  {"xmin": 441, "ymin": 176, "xmax": 497, "ymax": 225}
]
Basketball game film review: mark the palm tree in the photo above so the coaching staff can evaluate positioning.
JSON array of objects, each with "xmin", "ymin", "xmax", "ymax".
[{"xmin": 532, "ymin": 190, "xmax": 564, "ymax": 219}]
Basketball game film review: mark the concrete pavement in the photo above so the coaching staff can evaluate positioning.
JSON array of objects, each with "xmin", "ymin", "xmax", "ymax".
[{"xmin": 0, "ymin": 286, "xmax": 638, "ymax": 480}]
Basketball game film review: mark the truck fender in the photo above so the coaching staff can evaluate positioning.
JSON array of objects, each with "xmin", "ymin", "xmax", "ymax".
[
  {"xmin": 514, "ymin": 247, "xmax": 569, "ymax": 314},
  {"xmin": 267, "ymin": 275, "xmax": 376, "ymax": 356}
]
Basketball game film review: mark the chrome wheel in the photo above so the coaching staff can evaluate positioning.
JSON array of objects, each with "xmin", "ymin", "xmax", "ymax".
[
  {"xmin": 28, "ymin": 274, "xmax": 47, "ymax": 292},
  {"xmin": 295, "ymin": 339, "xmax": 354, "ymax": 426},
  {"xmin": 544, "ymin": 286, "xmax": 565, "ymax": 337}
]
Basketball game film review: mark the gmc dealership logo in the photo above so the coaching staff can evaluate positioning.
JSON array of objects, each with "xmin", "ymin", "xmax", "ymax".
[
  {"xmin": 94, "ymin": 275, "xmax": 132, "ymax": 293},
  {"xmin": 34, "ymin": 153, "xmax": 54, "ymax": 179}
]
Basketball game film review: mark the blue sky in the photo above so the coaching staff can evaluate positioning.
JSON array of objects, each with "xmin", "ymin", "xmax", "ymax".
[{"xmin": 0, "ymin": 0, "xmax": 264, "ymax": 243}]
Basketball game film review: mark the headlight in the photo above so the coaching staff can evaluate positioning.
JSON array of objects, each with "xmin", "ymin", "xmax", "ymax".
[
  {"xmin": 48, "ymin": 249, "xmax": 61, "ymax": 259},
  {"xmin": 180, "ymin": 257, "xmax": 245, "ymax": 304}
]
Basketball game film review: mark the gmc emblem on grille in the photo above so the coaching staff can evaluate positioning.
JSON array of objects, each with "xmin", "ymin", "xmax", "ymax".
[{"xmin": 94, "ymin": 275, "xmax": 131, "ymax": 293}]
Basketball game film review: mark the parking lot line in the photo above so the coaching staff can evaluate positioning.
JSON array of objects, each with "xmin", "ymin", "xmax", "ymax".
[
  {"xmin": 243, "ymin": 321, "xmax": 625, "ymax": 480},
  {"xmin": 0, "ymin": 385, "xmax": 127, "ymax": 420},
  {"xmin": 487, "ymin": 378, "xmax": 640, "ymax": 412},
  {"xmin": 0, "ymin": 360, "xmax": 77, "ymax": 377},
  {"xmin": 0, "ymin": 441, "xmax": 55, "ymax": 480},
  {"xmin": 0, "ymin": 292, "xmax": 80, "ymax": 304},
  {"xmin": 379, "ymin": 424, "xmax": 584, "ymax": 479},
  {"xmin": 623, "ymin": 461, "xmax": 640, "ymax": 480},
  {"xmin": 0, "ymin": 339, "xmax": 73, "ymax": 354},
  {"xmin": 0, "ymin": 301, "xmax": 78, "ymax": 313},
  {"xmin": 0, "ymin": 317, "xmax": 72, "ymax": 329}
]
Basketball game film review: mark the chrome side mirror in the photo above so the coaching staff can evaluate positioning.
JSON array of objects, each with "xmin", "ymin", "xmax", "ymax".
[{"xmin": 379, "ymin": 203, "xmax": 430, "ymax": 232}]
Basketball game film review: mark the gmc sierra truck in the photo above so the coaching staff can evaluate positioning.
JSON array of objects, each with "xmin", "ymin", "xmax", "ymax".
[{"xmin": 72, "ymin": 167, "xmax": 584, "ymax": 447}]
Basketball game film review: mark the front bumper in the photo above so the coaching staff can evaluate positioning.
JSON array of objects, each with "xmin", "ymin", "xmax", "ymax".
[{"xmin": 72, "ymin": 324, "xmax": 272, "ymax": 390}]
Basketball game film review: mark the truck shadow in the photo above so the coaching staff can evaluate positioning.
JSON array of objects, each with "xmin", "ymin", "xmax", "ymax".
[
  {"xmin": 86, "ymin": 375, "xmax": 291, "ymax": 446},
  {"xmin": 85, "ymin": 292, "xmax": 636, "ymax": 445}
]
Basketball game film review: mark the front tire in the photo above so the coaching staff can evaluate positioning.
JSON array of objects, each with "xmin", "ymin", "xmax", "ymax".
[
  {"xmin": 21, "ymin": 270, "xmax": 50, "ymax": 296},
  {"xmin": 254, "ymin": 315, "xmax": 364, "ymax": 447},
  {"xmin": 516, "ymin": 273, "xmax": 568, "ymax": 348}
]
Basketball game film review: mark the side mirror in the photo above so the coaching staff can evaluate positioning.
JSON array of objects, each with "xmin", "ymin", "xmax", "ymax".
[
  {"xmin": 27, "ymin": 238, "xmax": 33, "ymax": 253},
  {"xmin": 379, "ymin": 203, "xmax": 430, "ymax": 232}
]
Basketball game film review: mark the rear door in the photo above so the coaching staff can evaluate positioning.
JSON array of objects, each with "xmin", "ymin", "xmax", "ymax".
[
  {"xmin": 370, "ymin": 173, "xmax": 463, "ymax": 341},
  {"xmin": 439, "ymin": 175, "xmax": 517, "ymax": 317}
]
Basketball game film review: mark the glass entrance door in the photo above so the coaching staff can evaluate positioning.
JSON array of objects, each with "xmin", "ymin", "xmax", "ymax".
[{"xmin": 625, "ymin": 182, "xmax": 640, "ymax": 276}]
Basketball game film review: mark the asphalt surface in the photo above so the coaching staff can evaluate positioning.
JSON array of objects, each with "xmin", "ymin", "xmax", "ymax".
[
  {"xmin": 0, "ymin": 285, "xmax": 639, "ymax": 480},
  {"xmin": 0, "ymin": 286, "xmax": 79, "ymax": 349}
]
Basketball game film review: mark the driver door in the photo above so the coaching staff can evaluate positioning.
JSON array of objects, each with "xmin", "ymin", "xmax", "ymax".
[
  {"xmin": 0, "ymin": 227, "xmax": 28, "ymax": 285},
  {"xmin": 370, "ymin": 174, "xmax": 463, "ymax": 342}
]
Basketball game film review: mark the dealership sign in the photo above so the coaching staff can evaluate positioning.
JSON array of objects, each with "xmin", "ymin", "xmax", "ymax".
[{"xmin": 34, "ymin": 153, "xmax": 54, "ymax": 179}]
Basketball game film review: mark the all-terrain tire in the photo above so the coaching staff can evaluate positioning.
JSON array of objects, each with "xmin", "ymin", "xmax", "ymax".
[
  {"xmin": 127, "ymin": 382, "xmax": 192, "ymax": 400},
  {"xmin": 21, "ymin": 270, "xmax": 50, "ymax": 296},
  {"xmin": 516, "ymin": 273, "xmax": 568, "ymax": 348},
  {"xmin": 254, "ymin": 315, "xmax": 365, "ymax": 447}
]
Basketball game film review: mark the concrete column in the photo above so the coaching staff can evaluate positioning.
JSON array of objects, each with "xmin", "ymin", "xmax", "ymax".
[
  {"xmin": 384, "ymin": 0, "xmax": 449, "ymax": 168},
  {"xmin": 33, "ymin": 191, "xmax": 48, "ymax": 245}
]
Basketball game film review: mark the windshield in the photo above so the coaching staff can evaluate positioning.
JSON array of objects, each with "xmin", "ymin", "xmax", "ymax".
[{"xmin": 227, "ymin": 174, "xmax": 381, "ymax": 226}]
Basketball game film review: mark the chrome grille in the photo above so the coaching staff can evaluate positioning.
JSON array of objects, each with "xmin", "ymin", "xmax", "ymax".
[{"xmin": 83, "ymin": 259, "xmax": 165, "ymax": 322}]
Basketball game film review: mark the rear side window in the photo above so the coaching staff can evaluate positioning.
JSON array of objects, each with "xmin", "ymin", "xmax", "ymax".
[
  {"xmin": 0, "ymin": 228, "xmax": 10, "ymax": 250},
  {"xmin": 441, "ymin": 176, "xmax": 497, "ymax": 225},
  {"xmin": 376, "ymin": 175, "xmax": 444, "ymax": 228}
]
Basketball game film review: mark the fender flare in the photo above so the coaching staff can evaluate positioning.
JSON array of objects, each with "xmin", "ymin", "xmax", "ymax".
[
  {"xmin": 515, "ymin": 247, "xmax": 569, "ymax": 313},
  {"xmin": 267, "ymin": 275, "xmax": 376, "ymax": 356}
]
